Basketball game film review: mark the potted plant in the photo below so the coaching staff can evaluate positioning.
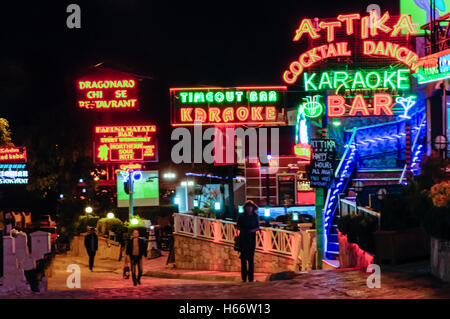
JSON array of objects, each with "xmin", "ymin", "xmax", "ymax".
[{"xmin": 425, "ymin": 180, "xmax": 450, "ymax": 282}]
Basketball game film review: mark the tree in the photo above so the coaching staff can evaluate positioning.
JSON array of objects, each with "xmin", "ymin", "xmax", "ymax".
[{"xmin": 0, "ymin": 118, "xmax": 14, "ymax": 147}]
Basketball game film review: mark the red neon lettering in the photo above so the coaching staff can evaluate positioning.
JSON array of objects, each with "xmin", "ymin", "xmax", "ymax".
[
  {"xmin": 222, "ymin": 107, "xmax": 235, "ymax": 123},
  {"xmin": 307, "ymin": 48, "xmax": 322, "ymax": 63},
  {"xmin": 391, "ymin": 14, "xmax": 419, "ymax": 36},
  {"xmin": 396, "ymin": 47, "xmax": 409, "ymax": 62},
  {"xmin": 361, "ymin": 16, "xmax": 369, "ymax": 39},
  {"xmin": 373, "ymin": 94, "xmax": 393, "ymax": 116},
  {"xmin": 251, "ymin": 107, "xmax": 263, "ymax": 121},
  {"xmin": 293, "ymin": 19, "xmax": 320, "ymax": 41},
  {"xmin": 337, "ymin": 13, "xmax": 360, "ymax": 35},
  {"xmin": 283, "ymin": 70, "xmax": 297, "ymax": 84},
  {"xmin": 194, "ymin": 108, "xmax": 207, "ymax": 122},
  {"xmin": 300, "ymin": 52, "xmax": 313, "ymax": 67},
  {"xmin": 327, "ymin": 95, "xmax": 346, "ymax": 117},
  {"xmin": 318, "ymin": 21, "xmax": 342, "ymax": 42},
  {"xmin": 370, "ymin": 11, "xmax": 392, "ymax": 36},
  {"xmin": 348, "ymin": 95, "xmax": 370, "ymax": 116},
  {"xmin": 180, "ymin": 108, "xmax": 193, "ymax": 122},
  {"xmin": 326, "ymin": 43, "xmax": 338, "ymax": 58},
  {"xmin": 266, "ymin": 107, "xmax": 277, "ymax": 121},
  {"xmin": 236, "ymin": 107, "xmax": 250, "ymax": 121},
  {"xmin": 115, "ymin": 90, "xmax": 128, "ymax": 98},
  {"xmin": 208, "ymin": 107, "xmax": 221, "ymax": 123},
  {"xmin": 363, "ymin": 41, "xmax": 376, "ymax": 54}
]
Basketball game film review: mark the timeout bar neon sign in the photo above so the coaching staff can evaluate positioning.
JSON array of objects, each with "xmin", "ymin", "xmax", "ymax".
[
  {"xmin": 283, "ymin": 11, "xmax": 420, "ymax": 84},
  {"xmin": 94, "ymin": 125, "xmax": 158, "ymax": 164},
  {"xmin": 170, "ymin": 87, "xmax": 287, "ymax": 126}
]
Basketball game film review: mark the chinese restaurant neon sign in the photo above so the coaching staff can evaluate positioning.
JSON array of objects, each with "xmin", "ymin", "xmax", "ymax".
[
  {"xmin": 170, "ymin": 87, "xmax": 287, "ymax": 126},
  {"xmin": 0, "ymin": 147, "xmax": 27, "ymax": 163},
  {"xmin": 303, "ymin": 69, "xmax": 410, "ymax": 91},
  {"xmin": 94, "ymin": 125, "xmax": 158, "ymax": 164},
  {"xmin": 77, "ymin": 78, "xmax": 138, "ymax": 110},
  {"xmin": 283, "ymin": 12, "xmax": 420, "ymax": 84}
]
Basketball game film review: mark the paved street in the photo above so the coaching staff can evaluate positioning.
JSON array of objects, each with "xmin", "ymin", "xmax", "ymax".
[{"xmin": 2, "ymin": 253, "xmax": 450, "ymax": 299}]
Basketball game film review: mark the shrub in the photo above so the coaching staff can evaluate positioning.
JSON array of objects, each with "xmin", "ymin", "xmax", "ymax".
[
  {"xmin": 338, "ymin": 213, "xmax": 378, "ymax": 253},
  {"xmin": 75, "ymin": 215, "xmax": 99, "ymax": 234},
  {"xmin": 97, "ymin": 217, "xmax": 123, "ymax": 235}
]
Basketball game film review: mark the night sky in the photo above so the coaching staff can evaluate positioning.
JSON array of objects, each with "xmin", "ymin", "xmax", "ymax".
[{"xmin": 0, "ymin": 0, "xmax": 400, "ymax": 163}]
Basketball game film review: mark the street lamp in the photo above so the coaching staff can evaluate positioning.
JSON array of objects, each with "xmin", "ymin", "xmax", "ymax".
[
  {"xmin": 107, "ymin": 212, "xmax": 114, "ymax": 219},
  {"xmin": 131, "ymin": 218, "xmax": 139, "ymax": 225},
  {"xmin": 85, "ymin": 206, "xmax": 93, "ymax": 214}
]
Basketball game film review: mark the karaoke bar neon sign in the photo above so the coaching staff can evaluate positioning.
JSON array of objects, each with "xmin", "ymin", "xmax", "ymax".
[
  {"xmin": 170, "ymin": 87, "xmax": 287, "ymax": 126},
  {"xmin": 94, "ymin": 125, "xmax": 158, "ymax": 164},
  {"xmin": 77, "ymin": 79, "xmax": 138, "ymax": 110},
  {"xmin": 283, "ymin": 12, "xmax": 420, "ymax": 84},
  {"xmin": 327, "ymin": 93, "xmax": 395, "ymax": 117}
]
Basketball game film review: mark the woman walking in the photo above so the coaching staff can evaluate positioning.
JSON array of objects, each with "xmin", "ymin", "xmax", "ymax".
[{"xmin": 237, "ymin": 200, "xmax": 260, "ymax": 283}]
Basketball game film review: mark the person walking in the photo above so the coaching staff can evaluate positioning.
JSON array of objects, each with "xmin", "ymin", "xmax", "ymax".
[
  {"xmin": 237, "ymin": 200, "xmax": 260, "ymax": 283},
  {"xmin": 126, "ymin": 229, "xmax": 147, "ymax": 286},
  {"xmin": 84, "ymin": 227, "xmax": 98, "ymax": 271}
]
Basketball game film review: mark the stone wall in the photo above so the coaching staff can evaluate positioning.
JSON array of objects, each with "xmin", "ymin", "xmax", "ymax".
[
  {"xmin": 174, "ymin": 234, "xmax": 295, "ymax": 273},
  {"xmin": 70, "ymin": 235, "xmax": 121, "ymax": 260},
  {"xmin": 431, "ymin": 237, "xmax": 450, "ymax": 283}
]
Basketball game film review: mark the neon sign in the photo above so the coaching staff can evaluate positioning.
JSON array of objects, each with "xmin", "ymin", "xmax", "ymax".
[
  {"xmin": 76, "ymin": 69, "xmax": 139, "ymax": 110},
  {"xmin": 327, "ymin": 93, "xmax": 396, "ymax": 117},
  {"xmin": 415, "ymin": 49, "xmax": 450, "ymax": 84},
  {"xmin": 170, "ymin": 87, "xmax": 287, "ymax": 126},
  {"xmin": 396, "ymin": 96, "xmax": 417, "ymax": 119},
  {"xmin": 294, "ymin": 143, "xmax": 311, "ymax": 161},
  {"xmin": 303, "ymin": 69, "xmax": 410, "ymax": 92},
  {"xmin": 94, "ymin": 125, "xmax": 158, "ymax": 164},
  {"xmin": 0, "ymin": 164, "xmax": 28, "ymax": 185},
  {"xmin": 300, "ymin": 95, "xmax": 324, "ymax": 118},
  {"xmin": 0, "ymin": 147, "xmax": 27, "ymax": 163},
  {"xmin": 283, "ymin": 12, "xmax": 420, "ymax": 84}
]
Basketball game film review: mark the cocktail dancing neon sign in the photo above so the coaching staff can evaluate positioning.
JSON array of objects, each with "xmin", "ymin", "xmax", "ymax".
[{"xmin": 283, "ymin": 11, "xmax": 420, "ymax": 84}]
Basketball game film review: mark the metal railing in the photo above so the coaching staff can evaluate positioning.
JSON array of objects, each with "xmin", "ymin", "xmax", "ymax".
[
  {"xmin": 339, "ymin": 198, "xmax": 381, "ymax": 229},
  {"xmin": 174, "ymin": 213, "xmax": 318, "ymax": 270}
]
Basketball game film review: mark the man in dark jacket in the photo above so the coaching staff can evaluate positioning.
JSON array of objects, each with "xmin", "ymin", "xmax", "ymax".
[
  {"xmin": 84, "ymin": 227, "xmax": 98, "ymax": 271},
  {"xmin": 126, "ymin": 229, "xmax": 147, "ymax": 286},
  {"xmin": 237, "ymin": 200, "xmax": 260, "ymax": 283}
]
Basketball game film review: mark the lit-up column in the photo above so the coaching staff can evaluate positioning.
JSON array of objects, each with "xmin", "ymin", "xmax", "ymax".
[{"xmin": 405, "ymin": 121, "xmax": 411, "ymax": 179}]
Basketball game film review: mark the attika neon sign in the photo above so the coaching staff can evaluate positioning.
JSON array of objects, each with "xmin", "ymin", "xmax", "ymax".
[
  {"xmin": 94, "ymin": 125, "xmax": 157, "ymax": 164},
  {"xmin": 77, "ymin": 79, "xmax": 138, "ymax": 110},
  {"xmin": 283, "ymin": 12, "xmax": 420, "ymax": 84},
  {"xmin": 0, "ymin": 147, "xmax": 27, "ymax": 163},
  {"xmin": 170, "ymin": 87, "xmax": 287, "ymax": 126}
]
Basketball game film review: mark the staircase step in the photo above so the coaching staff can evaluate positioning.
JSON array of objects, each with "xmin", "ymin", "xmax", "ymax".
[{"xmin": 327, "ymin": 242, "xmax": 339, "ymax": 251}]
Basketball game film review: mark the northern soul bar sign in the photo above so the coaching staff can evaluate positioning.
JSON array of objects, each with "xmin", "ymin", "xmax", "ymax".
[{"xmin": 170, "ymin": 86, "xmax": 287, "ymax": 126}]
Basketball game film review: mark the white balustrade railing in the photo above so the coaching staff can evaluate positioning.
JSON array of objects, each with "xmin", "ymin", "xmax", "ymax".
[{"xmin": 173, "ymin": 213, "xmax": 317, "ymax": 270}]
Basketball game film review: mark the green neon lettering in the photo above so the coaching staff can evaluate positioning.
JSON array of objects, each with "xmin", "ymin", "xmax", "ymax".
[
  {"xmin": 268, "ymin": 91, "xmax": 277, "ymax": 102},
  {"xmin": 225, "ymin": 91, "xmax": 234, "ymax": 102},
  {"xmin": 352, "ymin": 71, "xmax": 366, "ymax": 89},
  {"xmin": 194, "ymin": 92, "xmax": 205, "ymax": 103},
  {"xmin": 366, "ymin": 72, "xmax": 381, "ymax": 89},
  {"xmin": 235, "ymin": 91, "xmax": 244, "ymax": 102},
  {"xmin": 206, "ymin": 92, "xmax": 214, "ymax": 102},
  {"xmin": 319, "ymin": 72, "xmax": 333, "ymax": 90},
  {"xmin": 397, "ymin": 69, "xmax": 410, "ymax": 89},
  {"xmin": 259, "ymin": 91, "xmax": 268, "ymax": 102},
  {"xmin": 334, "ymin": 71, "xmax": 349, "ymax": 89},
  {"xmin": 249, "ymin": 91, "xmax": 258, "ymax": 102},
  {"xmin": 303, "ymin": 73, "xmax": 318, "ymax": 91},
  {"xmin": 214, "ymin": 92, "xmax": 225, "ymax": 103},
  {"xmin": 383, "ymin": 71, "xmax": 396, "ymax": 89},
  {"xmin": 179, "ymin": 92, "xmax": 188, "ymax": 103}
]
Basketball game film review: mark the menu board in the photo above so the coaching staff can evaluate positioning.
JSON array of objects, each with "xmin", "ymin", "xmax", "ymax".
[{"xmin": 309, "ymin": 139, "xmax": 336, "ymax": 188}]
